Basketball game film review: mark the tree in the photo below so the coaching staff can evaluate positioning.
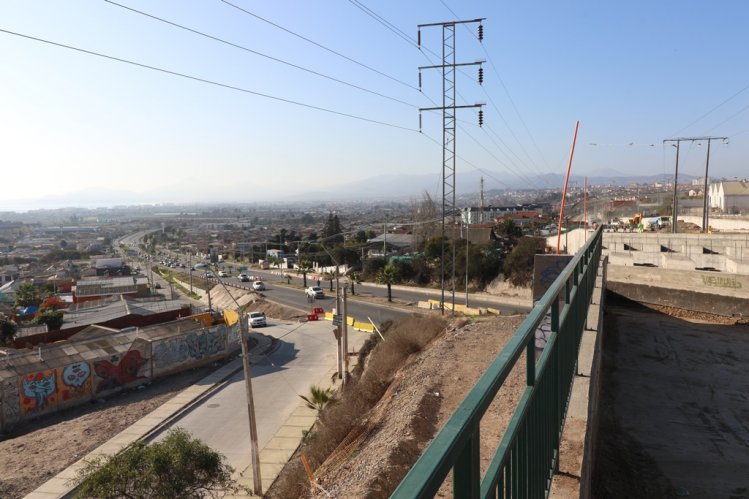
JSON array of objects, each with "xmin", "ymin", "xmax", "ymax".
[
  {"xmin": 297, "ymin": 259, "xmax": 313, "ymax": 288},
  {"xmin": 15, "ymin": 282, "xmax": 41, "ymax": 308},
  {"xmin": 376, "ymin": 264, "xmax": 399, "ymax": 302},
  {"xmin": 497, "ymin": 218, "xmax": 523, "ymax": 238},
  {"xmin": 322, "ymin": 213, "xmax": 344, "ymax": 245},
  {"xmin": 74, "ymin": 428, "xmax": 242, "ymax": 499},
  {"xmin": 503, "ymin": 237, "xmax": 547, "ymax": 287},
  {"xmin": 411, "ymin": 191, "xmax": 439, "ymax": 251},
  {"xmin": 348, "ymin": 271, "xmax": 360, "ymax": 296},
  {"xmin": 299, "ymin": 385, "xmax": 336, "ymax": 412},
  {"xmin": 0, "ymin": 313, "xmax": 17, "ymax": 346},
  {"xmin": 36, "ymin": 309, "xmax": 64, "ymax": 330},
  {"xmin": 323, "ymin": 271, "xmax": 335, "ymax": 291}
]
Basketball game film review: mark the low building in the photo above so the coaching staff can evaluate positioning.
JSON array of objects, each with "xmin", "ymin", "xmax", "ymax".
[
  {"xmin": 72, "ymin": 276, "xmax": 150, "ymax": 303},
  {"xmin": 709, "ymin": 180, "xmax": 749, "ymax": 214}
]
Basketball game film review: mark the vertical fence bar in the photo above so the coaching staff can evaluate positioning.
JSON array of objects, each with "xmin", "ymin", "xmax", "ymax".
[{"xmin": 453, "ymin": 429, "xmax": 481, "ymax": 499}]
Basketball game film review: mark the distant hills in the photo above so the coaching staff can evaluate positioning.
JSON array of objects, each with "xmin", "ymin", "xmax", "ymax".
[
  {"xmin": 301, "ymin": 170, "xmax": 696, "ymax": 201},
  {"xmin": 4, "ymin": 170, "xmax": 697, "ymax": 212}
]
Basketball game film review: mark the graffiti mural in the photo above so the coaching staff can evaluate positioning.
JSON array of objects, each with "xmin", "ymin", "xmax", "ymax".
[
  {"xmin": 20, "ymin": 371, "xmax": 56, "ymax": 414},
  {"xmin": 153, "ymin": 327, "xmax": 226, "ymax": 372},
  {"xmin": 153, "ymin": 337, "xmax": 190, "ymax": 369},
  {"xmin": 3, "ymin": 379, "xmax": 21, "ymax": 425},
  {"xmin": 185, "ymin": 328, "xmax": 224, "ymax": 360},
  {"xmin": 93, "ymin": 350, "xmax": 148, "ymax": 393},
  {"xmin": 226, "ymin": 323, "xmax": 240, "ymax": 350},
  {"xmin": 58, "ymin": 362, "xmax": 92, "ymax": 403}
]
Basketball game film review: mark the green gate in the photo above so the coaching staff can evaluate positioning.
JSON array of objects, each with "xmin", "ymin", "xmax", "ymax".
[{"xmin": 392, "ymin": 226, "xmax": 603, "ymax": 498}]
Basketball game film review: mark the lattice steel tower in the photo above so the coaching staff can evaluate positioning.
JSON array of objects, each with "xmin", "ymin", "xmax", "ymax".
[{"xmin": 418, "ymin": 18, "xmax": 485, "ymax": 312}]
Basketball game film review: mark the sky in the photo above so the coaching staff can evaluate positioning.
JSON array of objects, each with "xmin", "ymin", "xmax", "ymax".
[{"xmin": 1, "ymin": 1, "xmax": 748, "ymax": 210}]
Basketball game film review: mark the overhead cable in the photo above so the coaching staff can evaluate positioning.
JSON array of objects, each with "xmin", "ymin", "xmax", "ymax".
[{"xmin": 0, "ymin": 27, "xmax": 418, "ymax": 132}]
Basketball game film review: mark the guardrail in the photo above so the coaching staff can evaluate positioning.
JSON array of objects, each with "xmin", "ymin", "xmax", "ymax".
[{"xmin": 392, "ymin": 226, "xmax": 603, "ymax": 499}]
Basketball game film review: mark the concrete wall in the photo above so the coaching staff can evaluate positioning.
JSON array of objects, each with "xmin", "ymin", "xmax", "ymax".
[
  {"xmin": 606, "ymin": 265, "xmax": 749, "ymax": 317},
  {"xmin": 0, "ymin": 322, "xmax": 240, "ymax": 432},
  {"xmin": 601, "ymin": 232, "xmax": 749, "ymax": 273}
]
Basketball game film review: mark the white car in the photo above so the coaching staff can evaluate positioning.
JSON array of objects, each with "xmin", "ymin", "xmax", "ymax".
[
  {"xmin": 247, "ymin": 311, "xmax": 267, "ymax": 328},
  {"xmin": 238, "ymin": 274, "xmax": 250, "ymax": 282},
  {"xmin": 306, "ymin": 286, "xmax": 324, "ymax": 299},
  {"xmin": 204, "ymin": 271, "xmax": 214, "ymax": 278},
  {"xmin": 252, "ymin": 281, "xmax": 266, "ymax": 291},
  {"xmin": 218, "ymin": 270, "xmax": 229, "ymax": 278}
]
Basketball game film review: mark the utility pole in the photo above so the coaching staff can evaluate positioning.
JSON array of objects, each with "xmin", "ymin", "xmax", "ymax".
[
  {"xmin": 479, "ymin": 176, "xmax": 485, "ymax": 224},
  {"xmin": 335, "ymin": 269, "xmax": 343, "ymax": 381},
  {"xmin": 418, "ymin": 17, "xmax": 485, "ymax": 314},
  {"xmin": 663, "ymin": 136, "xmax": 727, "ymax": 233},
  {"xmin": 238, "ymin": 312, "xmax": 262, "ymax": 495},
  {"xmin": 342, "ymin": 284, "xmax": 349, "ymax": 382}
]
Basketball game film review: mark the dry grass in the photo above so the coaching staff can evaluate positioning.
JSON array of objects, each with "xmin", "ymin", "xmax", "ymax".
[{"xmin": 266, "ymin": 315, "xmax": 446, "ymax": 499}]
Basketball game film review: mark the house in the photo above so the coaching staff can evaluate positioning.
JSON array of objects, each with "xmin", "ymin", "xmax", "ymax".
[
  {"xmin": 709, "ymin": 180, "xmax": 749, "ymax": 213},
  {"xmin": 72, "ymin": 276, "xmax": 150, "ymax": 303}
]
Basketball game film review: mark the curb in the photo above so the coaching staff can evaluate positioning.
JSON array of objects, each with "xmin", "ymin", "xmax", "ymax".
[{"xmin": 25, "ymin": 332, "xmax": 279, "ymax": 499}]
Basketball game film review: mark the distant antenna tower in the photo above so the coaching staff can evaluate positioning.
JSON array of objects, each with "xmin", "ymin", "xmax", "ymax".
[{"xmin": 479, "ymin": 176, "xmax": 485, "ymax": 224}]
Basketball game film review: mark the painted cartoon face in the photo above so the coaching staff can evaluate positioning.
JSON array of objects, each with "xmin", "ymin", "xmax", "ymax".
[
  {"xmin": 62, "ymin": 362, "xmax": 91, "ymax": 388},
  {"xmin": 22, "ymin": 372, "xmax": 56, "ymax": 409}
]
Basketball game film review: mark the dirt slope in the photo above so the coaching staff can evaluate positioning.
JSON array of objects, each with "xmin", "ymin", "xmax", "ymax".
[{"xmin": 305, "ymin": 314, "xmax": 526, "ymax": 498}]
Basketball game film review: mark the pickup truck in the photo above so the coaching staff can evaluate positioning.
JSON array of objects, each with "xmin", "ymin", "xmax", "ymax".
[{"xmin": 247, "ymin": 311, "xmax": 266, "ymax": 328}]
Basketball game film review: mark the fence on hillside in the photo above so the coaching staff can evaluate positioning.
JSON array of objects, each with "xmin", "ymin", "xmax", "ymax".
[{"xmin": 392, "ymin": 226, "xmax": 603, "ymax": 499}]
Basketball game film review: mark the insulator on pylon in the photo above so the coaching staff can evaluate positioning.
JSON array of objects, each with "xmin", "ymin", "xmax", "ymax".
[
  {"xmin": 478, "ymin": 109, "xmax": 484, "ymax": 127},
  {"xmin": 478, "ymin": 67, "xmax": 484, "ymax": 85},
  {"xmin": 478, "ymin": 24, "xmax": 484, "ymax": 41}
]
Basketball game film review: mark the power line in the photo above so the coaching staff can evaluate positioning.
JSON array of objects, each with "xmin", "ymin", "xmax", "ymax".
[
  {"xmin": 104, "ymin": 0, "xmax": 417, "ymax": 108},
  {"xmin": 439, "ymin": 0, "xmax": 552, "ymax": 172},
  {"xmin": 703, "ymin": 102, "xmax": 749, "ymax": 134},
  {"xmin": 346, "ymin": 0, "xmax": 419, "ymax": 49},
  {"xmin": 348, "ymin": 2, "xmax": 530, "ymax": 184},
  {"xmin": 669, "ymin": 80, "xmax": 749, "ymax": 138},
  {"xmin": 0, "ymin": 27, "xmax": 418, "ymax": 132},
  {"xmin": 219, "ymin": 0, "xmax": 419, "ymax": 91}
]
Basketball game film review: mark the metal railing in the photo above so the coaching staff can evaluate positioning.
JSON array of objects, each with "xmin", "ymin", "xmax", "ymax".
[{"xmin": 392, "ymin": 226, "xmax": 603, "ymax": 499}]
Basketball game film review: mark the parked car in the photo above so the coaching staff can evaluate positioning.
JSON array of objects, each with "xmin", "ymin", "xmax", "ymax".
[
  {"xmin": 238, "ymin": 273, "xmax": 250, "ymax": 282},
  {"xmin": 306, "ymin": 286, "xmax": 324, "ymax": 299},
  {"xmin": 252, "ymin": 281, "xmax": 266, "ymax": 291},
  {"xmin": 218, "ymin": 270, "xmax": 229, "ymax": 278},
  {"xmin": 247, "ymin": 311, "xmax": 267, "ymax": 328},
  {"xmin": 204, "ymin": 271, "xmax": 214, "ymax": 278}
]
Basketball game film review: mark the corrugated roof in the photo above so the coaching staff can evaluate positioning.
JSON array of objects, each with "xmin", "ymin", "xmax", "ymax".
[{"xmin": 722, "ymin": 180, "xmax": 749, "ymax": 196}]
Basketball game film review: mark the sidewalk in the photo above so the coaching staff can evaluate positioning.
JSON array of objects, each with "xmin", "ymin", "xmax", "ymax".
[{"xmin": 25, "ymin": 332, "xmax": 277, "ymax": 499}]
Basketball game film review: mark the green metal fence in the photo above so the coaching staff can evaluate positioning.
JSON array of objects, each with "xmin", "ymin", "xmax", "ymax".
[{"xmin": 392, "ymin": 227, "xmax": 603, "ymax": 499}]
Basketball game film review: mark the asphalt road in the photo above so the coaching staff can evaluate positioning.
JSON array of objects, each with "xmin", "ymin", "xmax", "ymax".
[{"xmin": 155, "ymin": 320, "xmax": 371, "ymax": 474}]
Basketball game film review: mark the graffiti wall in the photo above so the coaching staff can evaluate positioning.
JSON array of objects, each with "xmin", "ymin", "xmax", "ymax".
[
  {"xmin": 92, "ymin": 345, "xmax": 150, "ymax": 395},
  {"xmin": 2, "ymin": 379, "xmax": 21, "ymax": 426},
  {"xmin": 152, "ymin": 325, "xmax": 227, "ymax": 376},
  {"xmin": 1, "ymin": 322, "xmax": 237, "ymax": 431},
  {"xmin": 18, "ymin": 362, "xmax": 94, "ymax": 416}
]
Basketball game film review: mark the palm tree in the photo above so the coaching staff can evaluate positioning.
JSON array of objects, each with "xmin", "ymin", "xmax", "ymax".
[
  {"xmin": 297, "ymin": 259, "xmax": 313, "ymax": 288},
  {"xmin": 299, "ymin": 385, "xmax": 336, "ymax": 411},
  {"xmin": 323, "ymin": 271, "xmax": 335, "ymax": 291},
  {"xmin": 348, "ymin": 271, "xmax": 360, "ymax": 296},
  {"xmin": 376, "ymin": 264, "xmax": 399, "ymax": 302}
]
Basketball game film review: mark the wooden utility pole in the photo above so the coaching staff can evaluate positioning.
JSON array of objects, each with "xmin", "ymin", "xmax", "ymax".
[
  {"xmin": 341, "ymin": 286, "xmax": 348, "ymax": 382},
  {"xmin": 238, "ymin": 312, "xmax": 262, "ymax": 495}
]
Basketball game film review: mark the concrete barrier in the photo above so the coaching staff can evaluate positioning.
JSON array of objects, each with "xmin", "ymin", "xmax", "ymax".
[{"xmin": 607, "ymin": 265, "xmax": 749, "ymax": 316}]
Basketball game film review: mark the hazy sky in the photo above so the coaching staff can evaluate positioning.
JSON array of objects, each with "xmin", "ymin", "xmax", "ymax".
[{"xmin": 2, "ymin": 1, "xmax": 748, "ymax": 210}]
